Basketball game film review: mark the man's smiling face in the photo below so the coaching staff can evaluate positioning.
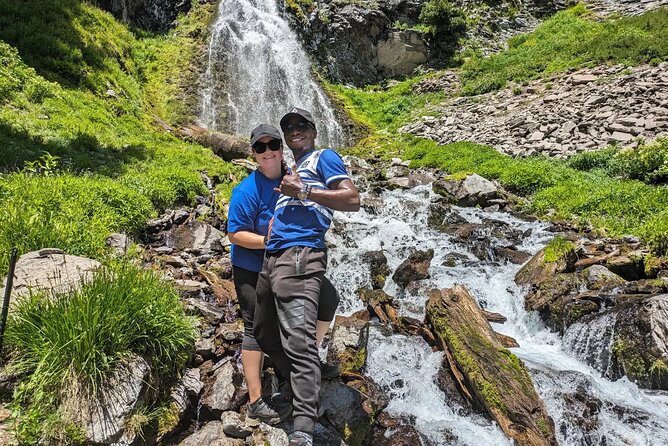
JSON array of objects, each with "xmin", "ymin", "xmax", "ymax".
[{"xmin": 282, "ymin": 117, "xmax": 317, "ymax": 154}]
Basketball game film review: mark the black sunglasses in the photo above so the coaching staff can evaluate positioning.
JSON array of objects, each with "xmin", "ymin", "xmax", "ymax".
[
  {"xmin": 253, "ymin": 139, "xmax": 282, "ymax": 154},
  {"xmin": 282, "ymin": 121, "xmax": 313, "ymax": 133}
]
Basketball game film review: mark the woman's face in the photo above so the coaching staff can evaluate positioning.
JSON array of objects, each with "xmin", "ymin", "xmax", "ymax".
[{"xmin": 252, "ymin": 135, "xmax": 283, "ymax": 171}]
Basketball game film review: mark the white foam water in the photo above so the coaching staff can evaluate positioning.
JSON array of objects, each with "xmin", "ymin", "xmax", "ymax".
[{"xmin": 327, "ymin": 183, "xmax": 668, "ymax": 445}]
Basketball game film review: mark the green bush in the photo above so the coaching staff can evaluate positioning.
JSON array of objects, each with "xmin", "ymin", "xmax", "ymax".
[
  {"xmin": 419, "ymin": 0, "xmax": 467, "ymax": 41},
  {"xmin": 5, "ymin": 262, "xmax": 196, "ymax": 443},
  {"xmin": 567, "ymin": 138, "xmax": 668, "ymax": 184}
]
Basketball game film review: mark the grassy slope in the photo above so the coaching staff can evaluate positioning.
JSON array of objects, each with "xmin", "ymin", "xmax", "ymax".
[
  {"xmin": 333, "ymin": 5, "xmax": 668, "ymax": 255},
  {"xmin": 0, "ymin": 0, "xmax": 244, "ymax": 274},
  {"xmin": 0, "ymin": 0, "xmax": 232, "ymax": 441}
]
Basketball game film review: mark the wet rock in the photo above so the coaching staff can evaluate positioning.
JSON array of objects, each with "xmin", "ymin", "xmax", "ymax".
[
  {"xmin": 178, "ymin": 421, "xmax": 244, "ymax": 446},
  {"xmin": 0, "ymin": 250, "xmax": 101, "ymax": 303},
  {"xmin": 427, "ymin": 286, "xmax": 557, "ymax": 446},
  {"xmin": 392, "ymin": 249, "xmax": 434, "ymax": 288},
  {"xmin": 563, "ymin": 298, "xmax": 599, "ymax": 326},
  {"xmin": 494, "ymin": 246, "xmax": 532, "ymax": 264},
  {"xmin": 361, "ymin": 250, "xmax": 390, "ymax": 290},
  {"xmin": 320, "ymin": 380, "xmax": 372, "ymax": 445},
  {"xmin": 373, "ymin": 413, "xmax": 422, "ymax": 446},
  {"xmin": 516, "ymin": 242, "xmax": 578, "ymax": 286},
  {"xmin": 329, "ymin": 311, "xmax": 370, "ymax": 377},
  {"xmin": 433, "ymin": 174, "xmax": 498, "ymax": 208}
]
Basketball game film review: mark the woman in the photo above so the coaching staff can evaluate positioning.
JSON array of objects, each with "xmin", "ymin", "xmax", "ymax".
[{"xmin": 227, "ymin": 124, "xmax": 339, "ymax": 426}]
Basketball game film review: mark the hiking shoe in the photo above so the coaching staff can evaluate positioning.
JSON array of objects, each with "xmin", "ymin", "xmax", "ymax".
[
  {"xmin": 246, "ymin": 396, "xmax": 292, "ymax": 425},
  {"xmin": 320, "ymin": 360, "xmax": 341, "ymax": 380},
  {"xmin": 288, "ymin": 431, "xmax": 313, "ymax": 446}
]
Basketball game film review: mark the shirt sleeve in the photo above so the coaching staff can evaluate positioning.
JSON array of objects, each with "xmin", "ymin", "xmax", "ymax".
[
  {"xmin": 317, "ymin": 149, "xmax": 351, "ymax": 187},
  {"xmin": 227, "ymin": 180, "xmax": 258, "ymax": 234}
]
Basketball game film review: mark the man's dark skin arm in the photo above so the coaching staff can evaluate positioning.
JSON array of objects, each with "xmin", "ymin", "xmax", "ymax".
[{"xmin": 275, "ymin": 165, "xmax": 360, "ymax": 212}]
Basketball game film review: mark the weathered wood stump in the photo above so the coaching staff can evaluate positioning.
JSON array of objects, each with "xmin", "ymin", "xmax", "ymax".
[{"xmin": 426, "ymin": 285, "xmax": 557, "ymax": 446}]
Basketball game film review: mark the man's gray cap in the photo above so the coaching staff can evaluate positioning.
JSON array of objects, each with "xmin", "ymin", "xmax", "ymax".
[
  {"xmin": 280, "ymin": 108, "xmax": 316, "ymax": 129},
  {"xmin": 250, "ymin": 124, "xmax": 282, "ymax": 146}
]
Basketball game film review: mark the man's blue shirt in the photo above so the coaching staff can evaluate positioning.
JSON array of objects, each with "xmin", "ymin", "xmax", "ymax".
[
  {"xmin": 227, "ymin": 170, "xmax": 281, "ymax": 272},
  {"xmin": 266, "ymin": 149, "xmax": 351, "ymax": 252}
]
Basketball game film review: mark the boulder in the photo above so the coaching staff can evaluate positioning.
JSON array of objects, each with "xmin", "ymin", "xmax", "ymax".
[
  {"xmin": 426, "ymin": 286, "xmax": 557, "ymax": 446},
  {"xmin": 392, "ymin": 249, "xmax": 433, "ymax": 288},
  {"xmin": 0, "ymin": 249, "xmax": 101, "ymax": 305},
  {"xmin": 433, "ymin": 174, "xmax": 498, "ymax": 208},
  {"xmin": 169, "ymin": 220, "xmax": 225, "ymax": 255},
  {"xmin": 96, "ymin": 0, "xmax": 191, "ymax": 32},
  {"xmin": 221, "ymin": 411, "xmax": 254, "ymax": 438}
]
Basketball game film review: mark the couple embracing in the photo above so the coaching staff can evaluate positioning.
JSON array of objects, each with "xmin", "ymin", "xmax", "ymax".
[{"xmin": 227, "ymin": 108, "xmax": 360, "ymax": 446}]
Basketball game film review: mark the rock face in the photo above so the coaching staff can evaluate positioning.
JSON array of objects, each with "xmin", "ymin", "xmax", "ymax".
[
  {"xmin": 564, "ymin": 294, "xmax": 668, "ymax": 390},
  {"xmin": 286, "ymin": 2, "xmax": 430, "ymax": 85},
  {"xmin": 85, "ymin": 355, "xmax": 150, "ymax": 444},
  {"xmin": 94, "ymin": 0, "xmax": 191, "ymax": 31},
  {"xmin": 402, "ymin": 64, "xmax": 668, "ymax": 158},
  {"xmin": 426, "ymin": 285, "xmax": 557, "ymax": 446}
]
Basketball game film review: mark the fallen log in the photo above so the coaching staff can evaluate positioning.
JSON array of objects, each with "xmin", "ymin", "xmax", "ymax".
[{"xmin": 426, "ymin": 285, "xmax": 557, "ymax": 446}]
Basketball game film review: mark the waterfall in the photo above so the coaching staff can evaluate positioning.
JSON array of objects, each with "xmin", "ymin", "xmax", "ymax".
[
  {"xmin": 327, "ymin": 181, "xmax": 668, "ymax": 445},
  {"xmin": 563, "ymin": 311, "xmax": 619, "ymax": 378},
  {"xmin": 199, "ymin": 0, "xmax": 344, "ymax": 147}
]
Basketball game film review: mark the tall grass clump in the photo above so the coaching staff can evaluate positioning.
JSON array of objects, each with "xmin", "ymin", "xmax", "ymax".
[
  {"xmin": 460, "ymin": 5, "xmax": 668, "ymax": 95},
  {"xmin": 4, "ymin": 262, "xmax": 196, "ymax": 443}
]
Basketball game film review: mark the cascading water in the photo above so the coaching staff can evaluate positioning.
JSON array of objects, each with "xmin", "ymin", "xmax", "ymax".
[
  {"xmin": 199, "ymin": 0, "xmax": 344, "ymax": 147},
  {"xmin": 327, "ymin": 181, "xmax": 668, "ymax": 445}
]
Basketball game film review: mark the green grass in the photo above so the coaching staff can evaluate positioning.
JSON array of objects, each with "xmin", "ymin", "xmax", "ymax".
[
  {"xmin": 5, "ymin": 262, "xmax": 196, "ymax": 444},
  {"xmin": 407, "ymin": 138, "xmax": 668, "ymax": 254},
  {"xmin": 459, "ymin": 5, "xmax": 668, "ymax": 95}
]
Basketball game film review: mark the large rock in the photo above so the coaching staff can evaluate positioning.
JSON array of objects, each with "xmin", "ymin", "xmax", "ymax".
[
  {"xmin": 361, "ymin": 250, "xmax": 390, "ymax": 290},
  {"xmin": 84, "ymin": 355, "xmax": 150, "ymax": 444},
  {"xmin": 169, "ymin": 221, "xmax": 225, "ymax": 255},
  {"xmin": 0, "ymin": 249, "xmax": 101, "ymax": 304},
  {"xmin": 392, "ymin": 249, "xmax": 433, "ymax": 288},
  {"xmin": 433, "ymin": 174, "xmax": 498, "ymax": 207},
  {"xmin": 426, "ymin": 286, "xmax": 557, "ymax": 446}
]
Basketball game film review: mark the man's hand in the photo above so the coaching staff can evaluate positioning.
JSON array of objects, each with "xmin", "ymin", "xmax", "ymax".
[{"xmin": 275, "ymin": 163, "xmax": 302, "ymax": 198}]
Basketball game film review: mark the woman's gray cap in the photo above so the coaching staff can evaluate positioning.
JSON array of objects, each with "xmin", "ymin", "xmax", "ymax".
[
  {"xmin": 250, "ymin": 124, "xmax": 282, "ymax": 146},
  {"xmin": 279, "ymin": 108, "xmax": 316, "ymax": 129}
]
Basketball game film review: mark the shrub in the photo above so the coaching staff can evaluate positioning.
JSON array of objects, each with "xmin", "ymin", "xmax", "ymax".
[
  {"xmin": 5, "ymin": 262, "xmax": 196, "ymax": 442},
  {"xmin": 608, "ymin": 138, "xmax": 668, "ymax": 184},
  {"xmin": 419, "ymin": 0, "xmax": 467, "ymax": 43}
]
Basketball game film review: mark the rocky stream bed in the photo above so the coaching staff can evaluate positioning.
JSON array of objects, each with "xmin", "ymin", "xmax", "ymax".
[{"xmin": 2, "ymin": 156, "xmax": 668, "ymax": 445}]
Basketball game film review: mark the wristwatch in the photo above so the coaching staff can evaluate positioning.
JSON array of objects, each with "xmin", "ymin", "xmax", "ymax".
[{"xmin": 297, "ymin": 183, "xmax": 311, "ymax": 200}]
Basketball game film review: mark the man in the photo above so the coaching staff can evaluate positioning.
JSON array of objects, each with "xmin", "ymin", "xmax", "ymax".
[{"xmin": 254, "ymin": 108, "xmax": 360, "ymax": 446}]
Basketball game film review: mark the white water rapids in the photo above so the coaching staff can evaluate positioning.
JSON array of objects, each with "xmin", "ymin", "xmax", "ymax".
[
  {"xmin": 198, "ymin": 0, "xmax": 344, "ymax": 147},
  {"xmin": 326, "ymin": 183, "xmax": 668, "ymax": 446}
]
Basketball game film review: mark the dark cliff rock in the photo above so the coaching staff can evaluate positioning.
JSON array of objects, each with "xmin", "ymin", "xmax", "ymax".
[{"xmin": 94, "ymin": 0, "xmax": 194, "ymax": 31}]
